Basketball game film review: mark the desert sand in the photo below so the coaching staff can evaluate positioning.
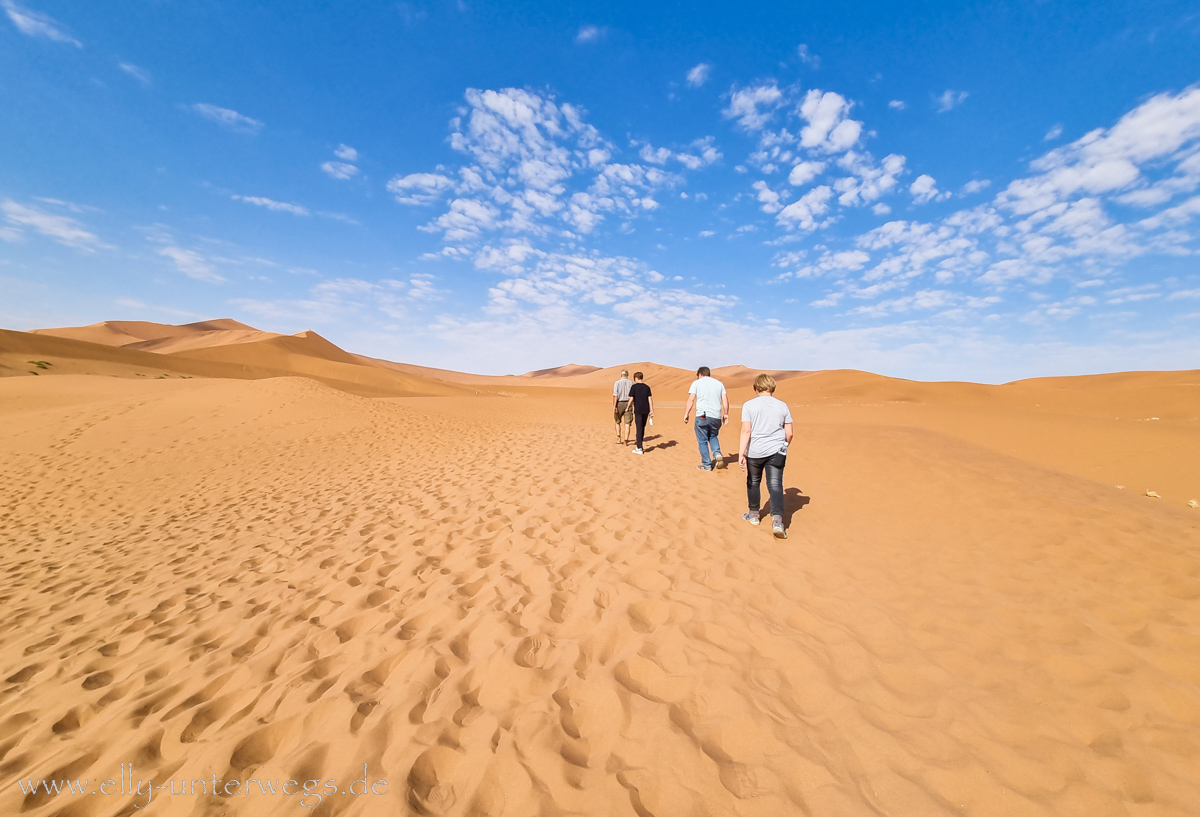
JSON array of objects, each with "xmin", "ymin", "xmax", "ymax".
[{"xmin": 2, "ymin": 320, "xmax": 1199, "ymax": 817}]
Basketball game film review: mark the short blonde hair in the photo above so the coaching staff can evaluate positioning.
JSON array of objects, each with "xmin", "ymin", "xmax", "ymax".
[{"xmin": 753, "ymin": 373, "xmax": 777, "ymax": 393}]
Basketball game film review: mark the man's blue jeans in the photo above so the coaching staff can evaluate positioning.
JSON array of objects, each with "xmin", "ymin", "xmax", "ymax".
[{"xmin": 694, "ymin": 416, "xmax": 723, "ymax": 468}]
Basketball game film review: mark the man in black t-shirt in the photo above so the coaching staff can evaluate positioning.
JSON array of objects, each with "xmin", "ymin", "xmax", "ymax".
[{"xmin": 628, "ymin": 371, "xmax": 654, "ymax": 455}]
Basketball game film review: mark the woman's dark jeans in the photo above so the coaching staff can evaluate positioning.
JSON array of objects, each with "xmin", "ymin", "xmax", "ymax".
[{"xmin": 745, "ymin": 451, "xmax": 786, "ymax": 518}]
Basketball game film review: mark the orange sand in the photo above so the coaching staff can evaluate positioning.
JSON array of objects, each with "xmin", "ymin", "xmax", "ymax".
[{"xmin": 1, "ymin": 320, "xmax": 1199, "ymax": 816}]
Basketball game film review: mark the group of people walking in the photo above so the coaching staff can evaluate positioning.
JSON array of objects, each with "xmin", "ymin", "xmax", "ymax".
[{"xmin": 612, "ymin": 367, "xmax": 793, "ymax": 539}]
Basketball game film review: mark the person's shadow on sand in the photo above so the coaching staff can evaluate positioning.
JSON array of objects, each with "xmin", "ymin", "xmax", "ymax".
[
  {"xmin": 777, "ymin": 487, "xmax": 810, "ymax": 527},
  {"xmin": 650, "ymin": 439, "xmax": 678, "ymax": 451}
]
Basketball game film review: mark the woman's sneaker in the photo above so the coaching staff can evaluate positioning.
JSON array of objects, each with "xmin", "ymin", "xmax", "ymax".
[
  {"xmin": 632, "ymin": 448, "xmax": 643, "ymax": 455},
  {"xmin": 741, "ymin": 512, "xmax": 760, "ymax": 526},
  {"xmin": 772, "ymin": 518, "xmax": 787, "ymax": 539}
]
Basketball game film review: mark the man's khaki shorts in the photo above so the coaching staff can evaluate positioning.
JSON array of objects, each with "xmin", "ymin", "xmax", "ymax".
[{"xmin": 614, "ymin": 399, "xmax": 633, "ymax": 424}]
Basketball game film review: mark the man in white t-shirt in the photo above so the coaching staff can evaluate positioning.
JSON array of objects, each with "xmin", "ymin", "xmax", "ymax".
[
  {"xmin": 737, "ymin": 373, "xmax": 794, "ymax": 538},
  {"xmin": 612, "ymin": 370, "xmax": 634, "ymax": 445},
  {"xmin": 682, "ymin": 366, "xmax": 729, "ymax": 470}
]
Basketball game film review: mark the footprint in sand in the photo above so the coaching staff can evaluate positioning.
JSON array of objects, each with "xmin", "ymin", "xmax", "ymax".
[
  {"xmin": 515, "ymin": 634, "xmax": 555, "ymax": 668},
  {"xmin": 408, "ymin": 745, "xmax": 462, "ymax": 815},
  {"xmin": 624, "ymin": 569, "xmax": 672, "ymax": 593},
  {"xmin": 594, "ymin": 586, "xmax": 615, "ymax": 609},
  {"xmin": 628, "ymin": 599, "xmax": 671, "ymax": 632}
]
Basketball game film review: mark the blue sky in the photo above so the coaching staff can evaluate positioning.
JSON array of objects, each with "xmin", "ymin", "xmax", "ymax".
[{"xmin": 2, "ymin": 0, "xmax": 1199, "ymax": 380}]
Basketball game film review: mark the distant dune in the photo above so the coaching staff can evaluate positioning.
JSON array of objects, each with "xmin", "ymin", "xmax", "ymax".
[
  {"xmin": 523, "ymin": 363, "xmax": 603, "ymax": 378},
  {"xmin": 31, "ymin": 318, "xmax": 271, "ymax": 350},
  {"xmin": 2, "ymin": 323, "xmax": 467, "ymax": 399}
]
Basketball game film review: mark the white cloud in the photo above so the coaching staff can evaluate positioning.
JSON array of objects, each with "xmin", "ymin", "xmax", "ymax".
[
  {"xmin": 760, "ymin": 86, "xmax": 1200, "ymax": 330},
  {"xmin": 189, "ymin": 103, "xmax": 263, "ymax": 134},
  {"xmin": 675, "ymin": 137, "xmax": 722, "ymax": 169},
  {"xmin": 428, "ymin": 197, "xmax": 500, "ymax": 241},
  {"xmin": 638, "ymin": 144, "xmax": 673, "ymax": 165},
  {"xmin": 1045, "ymin": 123, "xmax": 1063, "ymax": 141},
  {"xmin": 962, "ymin": 179, "xmax": 992, "ymax": 194},
  {"xmin": 1104, "ymin": 284, "xmax": 1159, "ymax": 304},
  {"xmin": 848, "ymin": 288, "xmax": 959, "ymax": 317},
  {"xmin": 1138, "ymin": 194, "xmax": 1200, "ymax": 230},
  {"xmin": 796, "ymin": 44, "xmax": 819, "ymax": 68},
  {"xmin": 439, "ymin": 249, "xmax": 736, "ymax": 341},
  {"xmin": 787, "ymin": 160, "xmax": 826, "ymax": 186},
  {"xmin": 910, "ymin": 174, "xmax": 949, "ymax": 204},
  {"xmin": 686, "ymin": 63, "xmax": 711, "ymax": 88},
  {"xmin": 638, "ymin": 137, "xmax": 721, "ymax": 170},
  {"xmin": 999, "ymin": 87, "xmax": 1200, "ymax": 218},
  {"xmin": 723, "ymin": 83, "xmax": 784, "ymax": 131},
  {"xmin": 799, "ymin": 90, "xmax": 862, "ymax": 152},
  {"xmin": 322, "ymin": 145, "xmax": 361, "ymax": 179},
  {"xmin": 232, "ymin": 274, "xmax": 441, "ymax": 324},
  {"xmin": 232, "ymin": 195, "xmax": 309, "ymax": 216},
  {"xmin": 729, "ymin": 84, "xmax": 906, "ymax": 225},
  {"xmin": 118, "ymin": 62, "xmax": 150, "ymax": 86},
  {"xmin": 777, "ymin": 185, "xmax": 833, "ymax": 231},
  {"xmin": 2, "ymin": 0, "xmax": 79, "ymax": 46},
  {"xmin": 321, "ymin": 161, "xmax": 360, "ymax": 180},
  {"xmin": 575, "ymin": 25, "xmax": 604, "ymax": 44},
  {"xmin": 776, "ymin": 248, "xmax": 871, "ymax": 280},
  {"xmin": 395, "ymin": 87, "xmax": 701, "ymax": 242},
  {"xmin": 935, "ymin": 90, "xmax": 968, "ymax": 113},
  {"xmin": 699, "ymin": 230, "xmax": 715, "ymax": 237},
  {"xmin": 387, "ymin": 172, "xmax": 454, "ymax": 205},
  {"xmin": 752, "ymin": 180, "xmax": 783, "ymax": 213},
  {"xmin": 1, "ymin": 198, "xmax": 102, "ymax": 250},
  {"xmin": 872, "ymin": 203, "xmax": 892, "ymax": 215},
  {"xmin": 157, "ymin": 245, "xmax": 223, "ymax": 283},
  {"xmin": 888, "ymin": 100, "xmax": 906, "ymax": 111},
  {"xmin": 832, "ymin": 152, "xmax": 905, "ymax": 206}
]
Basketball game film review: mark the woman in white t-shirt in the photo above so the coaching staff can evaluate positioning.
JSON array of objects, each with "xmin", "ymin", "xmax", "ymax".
[{"xmin": 737, "ymin": 374, "xmax": 794, "ymax": 539}]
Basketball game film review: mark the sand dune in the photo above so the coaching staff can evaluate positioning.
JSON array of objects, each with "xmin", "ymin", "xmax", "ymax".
[
  {"xmin": 353, "ymin": 356, "xmax": 526, "ymax": 387},
  {"xmin": 2, "ymin": 319, "xmax": 1199, "ymax": 816},
  {"xmin": 523, "ymin": 364, "xmax": 603, "ymax": 378},
  {"xmin": 772, "ymin": 369, "xmax": 1200, "ymax": 503},
  {"xmin": 514, "ymin": 363, "xmax": 809, "ymax": 392},
  {"xmin": 125, "ymin": 328, "xmax": 283, "ymax": 354},
  {"xmin": 0, "ymin": 328, "xmax": 464, "ymax": 399},
  {"xmin": 1, "ymin": 373, "xmax": 1199, "ymax": 817},
  {"xmin": 31, "ymin": 319, "xmax": 269, "ymax": 349},
  {"xmin": 32, "ymin": 318, "xmax": 287, "ymax": 355}
]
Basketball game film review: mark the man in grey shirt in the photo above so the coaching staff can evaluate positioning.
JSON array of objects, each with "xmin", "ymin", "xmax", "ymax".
[
  {"xmin": 682, "ymin": 366, "xmax": 729, "ymax": 470},
  {"xmin": 612, "ymin": 369, "xmax": 634, "ymax": 445}
]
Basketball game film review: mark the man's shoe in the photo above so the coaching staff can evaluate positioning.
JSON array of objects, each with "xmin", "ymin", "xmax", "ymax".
[
  {"xmin": 772, "ymin": 519, "xmax": 787, "ymax": 539},
  {"xmin": 742, "ymin": 512, "xmax": 760, "ymax": 526},
  {"xmin": 632, "ymin": 448, "xmax": 643, "ymax": 455},
  {"xmin": 696, "ymin": 464, "xmax": 712, "ymax": 471}
]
